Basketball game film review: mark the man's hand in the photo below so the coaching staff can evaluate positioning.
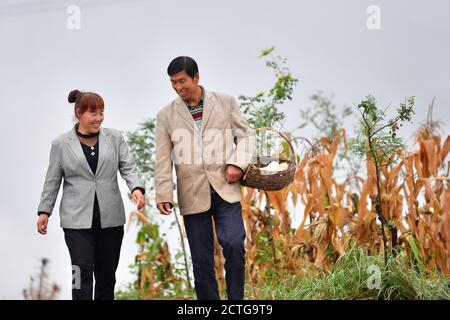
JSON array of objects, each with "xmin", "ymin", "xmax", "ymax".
[
  {"xmin": 225, "ymin": 164, "xmax": 244, "ymax": 184},
  {"xmin": 157, "ymin": 202, "xmax": 173, "ymax": 215},
  {"xmin": 37, "ymin": 214, "xmax": 49, "ymax": 235},
  {"xmin": 132, "ymin": 189, "xmax": 145, "ymax": 210}
]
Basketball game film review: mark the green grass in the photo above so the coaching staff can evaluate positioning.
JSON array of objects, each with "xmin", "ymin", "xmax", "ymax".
[
  {"xmin": 247, "ymin": 246, "xmax": 450, "ymax": 300},
  {"xmin": 115, "ymin": 283, "xmax": 195, "ymax": 300},
  {"xmin": 116, "ymin": 246, "xmax": 450, "ymax": 300}
]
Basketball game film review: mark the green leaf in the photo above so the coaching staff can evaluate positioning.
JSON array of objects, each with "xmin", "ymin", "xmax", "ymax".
[
  {"xmin": 136, "ymin": 230, "xmax": 146, "ymax": 245},
  {"xmin": 258, "ymin": 46, "xmax": 275, "ymax": 59},
  {"xmin": 282, "ymin": 140, "xmax": 291, "ymax": 159},
  {"xmin": 407, "ymin": 235, "xmax": 424, "ymax": 267}
]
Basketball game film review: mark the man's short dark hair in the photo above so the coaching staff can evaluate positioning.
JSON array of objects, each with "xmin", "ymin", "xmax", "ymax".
[{"xmin": 167, "ymin": 56, "xmax": 199, "ymax": 78}]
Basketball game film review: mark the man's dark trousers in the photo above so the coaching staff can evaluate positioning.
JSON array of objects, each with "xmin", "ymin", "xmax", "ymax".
[{"xmin": 183, "ymin": 190, "xmax": 246, "ymax": 300}]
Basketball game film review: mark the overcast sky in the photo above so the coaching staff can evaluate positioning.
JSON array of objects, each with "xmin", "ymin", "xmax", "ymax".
[{"xmin": 0, "ymin": 0, "xmax": 449, "ymax": 299}]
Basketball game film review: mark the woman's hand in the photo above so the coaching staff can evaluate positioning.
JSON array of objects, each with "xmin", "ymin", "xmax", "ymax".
[
  {"xmin": 37, "ymin": 214, "xmax": 49, "ymax": 235},
  {"xmin": 132, "ymin": 189, "xmax": 145, "ymax": 210}
]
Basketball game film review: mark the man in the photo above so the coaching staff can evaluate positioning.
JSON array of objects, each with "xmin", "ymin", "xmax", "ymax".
[{"xmin": 155, "ymin": 56, "xmax": 256, "ymax": 300}]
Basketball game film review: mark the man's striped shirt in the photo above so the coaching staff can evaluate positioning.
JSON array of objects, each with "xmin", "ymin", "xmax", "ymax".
[{"xmin": 184, "ymin": 86, "xmax": 205, "ymax": 130}]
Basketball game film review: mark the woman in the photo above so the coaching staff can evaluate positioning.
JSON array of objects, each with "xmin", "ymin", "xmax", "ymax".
[{"xmin": 36, "ymin": 89, "xmax": 145, "ymax": 300}]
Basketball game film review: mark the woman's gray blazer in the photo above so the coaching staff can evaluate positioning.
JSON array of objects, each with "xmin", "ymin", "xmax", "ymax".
[{"xmin": 37, "ymin": 126, "xmax": 144, "ymax": 229}]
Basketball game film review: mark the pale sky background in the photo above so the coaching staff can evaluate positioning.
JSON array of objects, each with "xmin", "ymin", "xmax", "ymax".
[{"xmin": 0, "ymin": 0, "xmax": 449, "ymax": 299}]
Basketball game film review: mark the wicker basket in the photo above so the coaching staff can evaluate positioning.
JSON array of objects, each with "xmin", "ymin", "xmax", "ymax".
[{"xmin": 240, "ymin": 127, "xmax": 297, "ymax": 191}]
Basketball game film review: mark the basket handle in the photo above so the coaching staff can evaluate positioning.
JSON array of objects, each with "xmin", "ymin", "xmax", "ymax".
[{"xmin": 254, "ymin": 127, "xmax": 297, "ymax": 164}]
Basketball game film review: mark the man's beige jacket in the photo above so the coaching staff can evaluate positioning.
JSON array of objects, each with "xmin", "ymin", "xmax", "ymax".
[{"xmin": 155, "ymin": 88, "xmax": 256, "ymax": 215}]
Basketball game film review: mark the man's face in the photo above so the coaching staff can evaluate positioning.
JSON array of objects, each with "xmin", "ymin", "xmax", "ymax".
[{"xmin": 170, "ymin": 70, "xmax": 199, "ymax": 101}]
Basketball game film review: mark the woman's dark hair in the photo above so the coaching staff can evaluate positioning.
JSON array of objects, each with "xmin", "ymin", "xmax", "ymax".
[
  {"xmin": 68, "ymin": 89, "xmax": 104, "ymax": 118},
  {"xmin": 167, "ymin": 56, "xmax": 199, "ymax": 78}
]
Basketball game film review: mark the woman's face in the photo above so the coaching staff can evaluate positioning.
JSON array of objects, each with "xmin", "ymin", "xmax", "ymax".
[{"xmin": 77, "ymin": 107, "xmax": 104, "ymax": 133}]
